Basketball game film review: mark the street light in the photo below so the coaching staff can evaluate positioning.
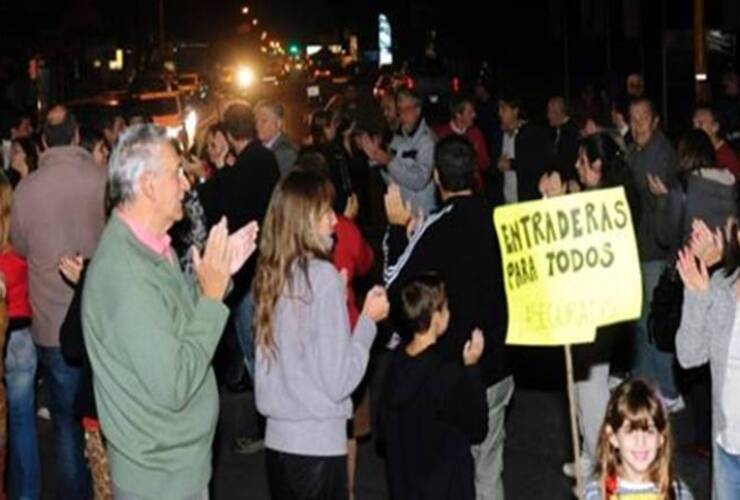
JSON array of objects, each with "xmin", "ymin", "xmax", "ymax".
[
  {"xmin": 261, "ymin": 31, "xmax": 268, "ymax": 41},
  {"xmin": 252, "ymin": 18, "xmax": 258, "ymax": 26},
  {"xmin": 241, "ymin": 6, "xmax": 249, "ymax": 15}
]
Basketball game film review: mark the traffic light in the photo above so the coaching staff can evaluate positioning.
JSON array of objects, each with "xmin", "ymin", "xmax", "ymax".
[{"xmin": 289, "ymin": 44, "xmax": 300, "ymax": 55}]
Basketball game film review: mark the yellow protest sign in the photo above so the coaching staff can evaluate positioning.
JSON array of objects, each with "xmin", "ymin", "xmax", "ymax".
[{"xmin": 493, "ymin": 187, "xmax": 642, "ymax": 346}]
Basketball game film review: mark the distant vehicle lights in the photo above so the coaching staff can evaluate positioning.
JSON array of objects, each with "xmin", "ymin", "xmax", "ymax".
[{"xmin": 236, "ymin": 66, "xmax": 256, "ymax": 88}]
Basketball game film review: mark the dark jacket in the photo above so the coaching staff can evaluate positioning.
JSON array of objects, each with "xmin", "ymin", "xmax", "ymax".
[
  {"xmin": 490, "ymin": 122, "xmax": 550, "ymax": 205},
  {"xmin": 60, "ymin": 263, "xmax": 94, "ymax": 420},
  {"xmin": 548, "ymin": 119, "xmax": 579, "ymax": 182},
  {"xmin": 626, "ymin": 131, "xmax": 680, "ymax": 261},
  {"xmin": 384, "ymin": 195, "xmax": 510, "ymax": 387},
  {"xmin": 382, "ymin": 344, "xmax": 487, "ymax": 500},
  {"xmin": 269, "ymin": 133, "xmax": 298, "ymax": 176},
  {"xmin": 197, "ymin": 140, "xmax": 280, "ymax": 302}
]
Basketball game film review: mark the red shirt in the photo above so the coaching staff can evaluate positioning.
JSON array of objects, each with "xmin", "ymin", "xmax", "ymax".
[
  {"xmin": 0, "ymin": 247, "xmax": 31, "ymax": 320},
  {"xmin": 435, "ymin": 122, "xmax": 491, "ymax": 191},
  {"xmin": 333, "ymin": 216, "xmax": 374, "ymax": 328},
  {"xmin": 716, "ymin": 142, "xmax": 740, "ymax": 180}
]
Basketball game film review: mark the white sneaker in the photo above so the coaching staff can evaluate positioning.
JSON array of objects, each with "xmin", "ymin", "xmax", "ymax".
[{"xmin": 662, "ymin": 395, "xmax": 686, "ymax": 414}]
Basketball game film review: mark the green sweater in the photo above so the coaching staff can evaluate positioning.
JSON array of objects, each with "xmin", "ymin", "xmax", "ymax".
[{"xmin": 82, "ymin": 213, "xmax": 229, "ymax": 498}]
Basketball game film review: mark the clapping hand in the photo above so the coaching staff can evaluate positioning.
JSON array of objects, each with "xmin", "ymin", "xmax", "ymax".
[
  {"xmin": 463, "ymin": 328, "xmax": 485, "ymax": 366},
  {"xmin": 647, "ymin": 174, "xmax": 668, "ymax": 196},
  {"xmin": 59, "ymin": 254, "xmax": 84, "ymax": 286},
  {"xmin": 676, "ymin": 246, "xmax": 710, "ymax": 293},
  {"xmin": 539, "ymin": 172, "xmax": 567, "ymax": 198},
  {"xmin": 384, "ymin": 184, "xmax": 412, "ymax": 227},
  {"xmin": 227, "ymin": 220, "xmax": 259, "ymax": 275},
  {"xmin": 689, "ymin": 219, "xmax": 724, "ymax": 268}
]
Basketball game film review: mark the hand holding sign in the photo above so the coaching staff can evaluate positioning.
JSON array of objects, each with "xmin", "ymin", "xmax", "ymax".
[
  {"xmin": 689, "ymin": 219, "xmax": 724, "ymax": 268},
  {"xmin": 676, "ymin": 247, "xmax": 710, "ymax": 293},
  {"xmin": 463, "ymin": 328, "xmax": 485, "ymax": 366}
]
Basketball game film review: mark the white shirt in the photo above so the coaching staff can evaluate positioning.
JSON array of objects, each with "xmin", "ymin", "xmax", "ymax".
[
  {"xmin": 264, "ymin": 133, "xmax": 280, "ymax": 150},
  {"xmin": 502, "ymin": 126, "xmax": 519, "ymax": 204},
  {"xmin": 719, "ymin": 302, "xmax": 740, "ymax": 454}
]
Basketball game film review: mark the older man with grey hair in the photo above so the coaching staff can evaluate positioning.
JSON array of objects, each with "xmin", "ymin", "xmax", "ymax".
[
  {"xmin": 361, "ymin": 88, "xmax": 437, "ymax": 215},
  {"xmin": 255, "ymin": 98, "xmax": 298, "ymax": 175},
  {"xmin": 82, "ymin": 124, "xmax": 258, "ymax": 499}
]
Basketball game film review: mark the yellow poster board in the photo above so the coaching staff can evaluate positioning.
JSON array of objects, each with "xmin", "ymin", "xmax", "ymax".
[{"xmin": 493, "ymin": 187, "xmax": 642, "ymax": 346}]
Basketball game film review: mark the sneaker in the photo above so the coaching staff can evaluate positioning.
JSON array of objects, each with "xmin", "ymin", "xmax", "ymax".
[
  {"xmin": 37, "ymin": 407, "xmax": 50, "ymax": 420},
  {"xmin": 234, "ymin": 436, "xmax": 265, "ymax": 455},
  {"xmin": 662, "ymin": 395, "xmax": 686, "ymax": 414}
]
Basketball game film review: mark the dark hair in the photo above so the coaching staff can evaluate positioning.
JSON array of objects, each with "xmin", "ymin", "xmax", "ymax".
[
  {"xmin": 396, "ymin": 88, "xmax": 422, "ymax": 108},
  {"xmin": 449, "ymin": 95, "xmax": 474, "ymax": 118},
  {"xmin": 309, "ymin": 109, "xmax": 335, "ymax": 147},
  {"xmin": 724, "ymin": 219, "xmax": 740, "ymax": 277},
  {"xmin": 678, "ymin": 129, "xmax": 716, "ymax": 172},
  {"xmin": 435, "ymin": 135, "xmax": 475, "ymax": 192},
  {"xmin": 125, "ymin": 106, "xmax": 152, "ymax": 125},
  {"xmin": 629, "ymin": 97, "xmax": 658, "ymax": 119},
  {"xmin": 79, "ymin": 126, "xmax": 106, "ymax": 155},
  {"xmin": 579, "ymin": 132, "xmax": 641, "ymax": 225},
  {"xmin": 222, "ymin": 102, "xmax": 256, "ymax": 141},
  {"xmin": 694, "ymin": 105, "xmax": 725, "ymax": 138},
  {"xmin": 499, "ymin": 93, "xmax": 526, "ymax": 120},
  {"xmin": 295, "ymin": 148, "xmax": 329, "ymax": 173},
  {"xmin": 43, "ymin": 109, "xmax": 78, "ymax": 147},
  {"xmin": 7, "ymin": 110, "xmax": 32, "ymax": 138},
  {"xmin": 401, "ymin": 273, "xmax": 448, "ymax": 333},
  {"xmin": 11, "ymin": 137, "xmax": 38, "ymax": 173}
]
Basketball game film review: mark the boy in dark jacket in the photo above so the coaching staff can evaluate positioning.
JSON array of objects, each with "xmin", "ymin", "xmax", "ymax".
[{"xmin": 383, "ymin": 274, "xmax": 487, "ymax": 500}]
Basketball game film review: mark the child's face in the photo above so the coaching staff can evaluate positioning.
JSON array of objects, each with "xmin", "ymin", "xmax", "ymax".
[
  {"xmin": 608, "ymin": 419, "xmax": 663, "ymax": 483},
  {"xmin": 431, "ymin": 303, "xmax": 450, "ymax": 337}
]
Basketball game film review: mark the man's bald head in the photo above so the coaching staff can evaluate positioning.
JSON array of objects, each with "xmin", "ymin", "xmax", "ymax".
[{"xmin": 43, "ymin": 105, "xmax": 78, "ymax": 147}]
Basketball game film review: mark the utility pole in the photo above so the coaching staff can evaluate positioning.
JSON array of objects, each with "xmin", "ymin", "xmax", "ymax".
[{"xmin": 693, "ymin": 0, "xmax": 709, "ymax": 104}]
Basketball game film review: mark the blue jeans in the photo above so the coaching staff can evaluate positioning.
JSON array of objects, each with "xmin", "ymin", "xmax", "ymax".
[
  {"xmin": 5, "ymin": 328, "xmax": 40, "ymax": 500},
  {"xmin": 716, "ymin": 444, "xmax": 740, "ymax": 500},
  {"xmin": 632, "ymin": 260, "xmax": 679, "ymax": 399},
  {"xmin": 234, "ymin": 291, "xmax": 256, "ymax": 380},
  {"xmin": 36, "ymin": 346, "xmax": 90, "ymax": 499}
]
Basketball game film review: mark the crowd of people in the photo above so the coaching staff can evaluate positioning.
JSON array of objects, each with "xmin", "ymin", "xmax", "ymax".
[{"xmin": 0, "ymin": 67, "xmax": 737, "ymax": 500}]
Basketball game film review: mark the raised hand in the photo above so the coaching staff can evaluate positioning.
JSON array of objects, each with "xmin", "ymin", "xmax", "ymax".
[
  {"xmin": 676, "ymin": 247, "xmax": 710, "ymax": 293},
  {"xmin": 689, "ymin": 219, "xmax": 724, "ymax": 268},
  {"xmin": 647, "ymin": 174, "xmax": 668, "ymax": 197},
  {"xmin": 361, "ymin": 286, "xmax": 390, "ymax": 323},
  {"xmin": 227, "ymin": 220, "xmax": 259, "ymax": 275},
  {"xmin": 384, "ymin": 184, "xmax": 412, "ymax": 227},
  {"xmin": 59, "ymin": 254, "xmax": 84, "ymax": 286},
  {"xmin": 193, "ymin": 217, "xmax": 232, "ymax": 301},
  {"xmin": 463, "ymin": 328, "xmax": 485, "ymax": 366},
  {"xmin": 539, "ymin": 172, "xmax": 566, "ymax": 198}
]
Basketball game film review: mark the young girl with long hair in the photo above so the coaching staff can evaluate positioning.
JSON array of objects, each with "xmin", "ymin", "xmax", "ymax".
[
  {"xmin": 253, "ymin": 169, "xmax": 389, "ymax": 499},
  {"xmin": 585, "ymin": 379, "xmax": 693, "ymax": 499}
]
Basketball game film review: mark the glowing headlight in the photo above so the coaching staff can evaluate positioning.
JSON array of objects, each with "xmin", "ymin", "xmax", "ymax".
[
  {"xmin": 236, "ymin": 66, "xmax": 255, "ymax": 88},
  {"xmin": 185, "ymin": 110, "xmax": 198, "ymax": 147},
  {"xmin": 165, "ymin": 126, "xmax": 181, "ymax": 139}
]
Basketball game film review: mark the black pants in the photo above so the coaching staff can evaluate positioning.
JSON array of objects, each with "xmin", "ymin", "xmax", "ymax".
[{"xmin": 266, "ymin": 449, "xmax": 348, "ymax": 500}]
